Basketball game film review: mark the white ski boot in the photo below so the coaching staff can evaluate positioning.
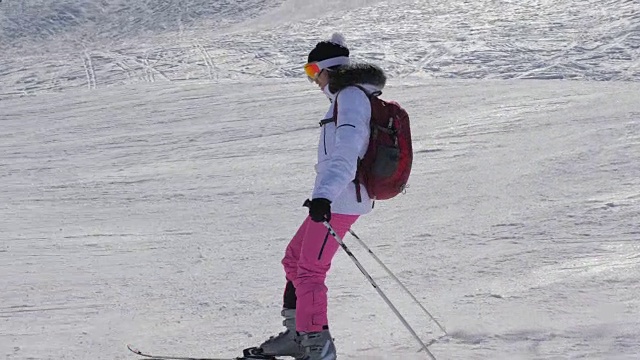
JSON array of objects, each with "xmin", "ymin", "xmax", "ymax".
[
  {"xmin": 299, "ymin": 329, "xmax": 336, "ymax": 360},
  {"xmin": 259, "ymin": 308, "xmax": 305, "ymax": 359}
]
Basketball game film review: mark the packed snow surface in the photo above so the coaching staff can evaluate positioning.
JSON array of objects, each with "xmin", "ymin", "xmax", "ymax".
[{"xmin": 1, "ymin": 0, "xmax": 639, "ymax": 359}]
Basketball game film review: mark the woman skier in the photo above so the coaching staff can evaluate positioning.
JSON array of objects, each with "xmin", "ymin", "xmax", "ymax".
[{"xmin": 251, "ymin": 33, "xmax": 387, "ymax": 360}]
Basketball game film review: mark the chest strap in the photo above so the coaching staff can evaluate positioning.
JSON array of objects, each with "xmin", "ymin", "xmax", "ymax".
[{"xmin": 319, "ymin": 117, "xmax": 335, "ymax": 126}]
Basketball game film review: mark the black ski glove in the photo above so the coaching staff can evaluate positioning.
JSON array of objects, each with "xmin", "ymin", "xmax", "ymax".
[{"xmin": 303, "ymin": 198, "xmax": 332, "ymax": 222}]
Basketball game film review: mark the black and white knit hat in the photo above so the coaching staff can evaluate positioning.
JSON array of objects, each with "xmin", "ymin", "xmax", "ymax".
[{"xmin": 307, "ymin": 33, "xmax": 350, "ymax": 68}]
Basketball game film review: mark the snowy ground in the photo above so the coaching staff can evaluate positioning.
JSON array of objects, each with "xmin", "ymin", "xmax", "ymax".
[
  {"xmin": 1, "ymin": 1, "xmax": 640, "ymax": 360},
  {"xmin": 1, "ymin": 0, "xmax": 639, "ymax": 97}
]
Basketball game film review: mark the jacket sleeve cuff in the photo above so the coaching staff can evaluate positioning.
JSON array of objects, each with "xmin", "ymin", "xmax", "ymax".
[{"xmin": 312, "ymin": 189, "xmax": 335, "ymax": 203}]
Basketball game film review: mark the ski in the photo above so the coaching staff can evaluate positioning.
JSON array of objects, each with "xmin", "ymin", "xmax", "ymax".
[{"xmin": 127, "ymin": 344, "xmax": 282, "ymax": 360}]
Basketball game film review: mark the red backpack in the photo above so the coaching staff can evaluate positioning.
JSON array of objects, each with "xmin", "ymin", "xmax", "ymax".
[{"xmin": 332, "ymin": 86, "xmax": 413, "ymax": 201}]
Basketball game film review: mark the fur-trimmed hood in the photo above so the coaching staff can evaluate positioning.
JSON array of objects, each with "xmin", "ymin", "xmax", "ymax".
[{"xmin": 328, "ymin": 63, "xmax": 386, "ymax": 94}]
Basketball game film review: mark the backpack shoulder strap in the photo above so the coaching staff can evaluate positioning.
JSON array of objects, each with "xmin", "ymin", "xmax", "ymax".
[
  {"xmin": 353, "ymin": 85, "xmax": 382, "ymax": 98},
  {"xmin": 325, "ymin": 85, "xmax": 379, "ymax": 126},
  {"xmin": 328, "ymin": 85, "xmax": 380, "ymax": 203}
]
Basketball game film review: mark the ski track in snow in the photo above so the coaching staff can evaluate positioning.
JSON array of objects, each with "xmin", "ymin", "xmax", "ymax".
[{"xmin": 0, "ymin": 0, "xmax": 639, "ymax": 97}]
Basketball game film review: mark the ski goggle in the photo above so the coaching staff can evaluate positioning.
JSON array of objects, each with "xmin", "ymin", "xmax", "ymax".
[
  {"xmin": 304, "ymin": 62, "xmax": 323, "ymax": 81},
  {"xmin": 303, "ymin": 56, "xmax": 350, "ymax": 82}
]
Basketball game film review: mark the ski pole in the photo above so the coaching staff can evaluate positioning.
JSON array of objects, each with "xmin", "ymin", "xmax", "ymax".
[
  {"xmin": 323, "ymin": 221, "xmax": 437, "ymax": 360},
  {"xmin": 347, "ymin": 229, "xmax": 447, "ymax": 335}
]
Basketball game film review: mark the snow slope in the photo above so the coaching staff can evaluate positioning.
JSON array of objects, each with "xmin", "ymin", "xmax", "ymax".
[
  {"xmin": 1, "ymin": 0, "xmax": 640, "ymax": 359},
  {"xmin": 1, "ymin": 0, "xmax": 639, "ymax": 97}
]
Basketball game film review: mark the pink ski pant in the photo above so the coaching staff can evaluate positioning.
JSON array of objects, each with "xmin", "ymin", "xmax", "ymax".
[{"xmin": 282, "ymin": 214, "xmax": 359, "ymax": 332}]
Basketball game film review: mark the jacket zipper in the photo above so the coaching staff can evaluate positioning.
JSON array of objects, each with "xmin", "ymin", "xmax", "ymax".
[{"xmin": 323, "ymin": 126, "xmax": 327, "ymax": 155}]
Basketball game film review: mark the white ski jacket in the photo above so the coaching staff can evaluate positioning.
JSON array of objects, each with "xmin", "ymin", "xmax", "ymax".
[{"xmin": 311, "ymin": 64, "xmax": 387, "ymax": 215}]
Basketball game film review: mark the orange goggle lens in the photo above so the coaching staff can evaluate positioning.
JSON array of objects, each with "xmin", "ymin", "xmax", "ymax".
[{"xmin": 304, "ymin": 62, "xmax": 322, "ymax": 81}]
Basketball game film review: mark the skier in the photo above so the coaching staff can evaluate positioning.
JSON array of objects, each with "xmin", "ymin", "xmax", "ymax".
[{"xmin": 255, "ymin": 33, "xmax": 387, "ymax": 360}]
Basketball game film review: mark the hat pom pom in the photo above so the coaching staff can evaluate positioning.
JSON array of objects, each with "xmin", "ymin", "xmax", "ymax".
[{"xmin": 330, "ymin": 32, "xmax": 346, "ymax": 47}]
